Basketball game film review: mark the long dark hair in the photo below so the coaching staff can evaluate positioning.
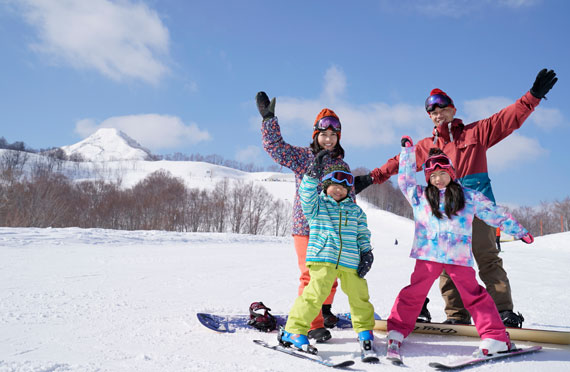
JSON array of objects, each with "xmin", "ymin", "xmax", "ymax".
[
  {"xmin": 309, "ymin": 133, "xmax": 345, "ymax": 158},
  {"xmin": 425, "ymin": 148, "xmax": 465, "ymax": 219}
]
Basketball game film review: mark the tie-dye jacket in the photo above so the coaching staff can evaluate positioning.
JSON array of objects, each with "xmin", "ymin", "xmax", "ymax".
[
  {"xmin": 299, "ymin": 175, "xmax": 371, "ymax": 271},
  {"xmin": 398, "ymin": 146, "xmax": 529, "ymax": 267},
  {"xmin": 261, "ymin": 116, "xmax": 354, "ymax": 236}
]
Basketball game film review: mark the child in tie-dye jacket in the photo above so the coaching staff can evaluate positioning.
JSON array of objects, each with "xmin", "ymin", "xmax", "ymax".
[{"xmin": 386, "ymin": 136, "xmax": 534, "ymax": 358}]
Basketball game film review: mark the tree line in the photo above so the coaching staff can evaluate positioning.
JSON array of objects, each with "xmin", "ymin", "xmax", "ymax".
[
  {"xmin": 1, "ymin": 146, "xmax": 569, "ymax": 238},
  {"xmin": 0, "ymin": 150, "xmax": 291, "ymax": 236}
]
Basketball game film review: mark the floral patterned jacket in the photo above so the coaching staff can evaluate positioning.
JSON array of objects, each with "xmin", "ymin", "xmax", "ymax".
[
  {"xmin": 261, "ymin": 116, "xmax": 354, "ymax": 236},
  {"xmin": 398, "ymin": 145, "xmax": 529, "ymax": 267}
]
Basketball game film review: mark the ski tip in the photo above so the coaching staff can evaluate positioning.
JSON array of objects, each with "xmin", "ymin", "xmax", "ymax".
[
  {"xmin": 387, "ymin": 357, "xmax": 404, "ymax": 366},
  {"xmin": 428, "ymin": 362, "xmax": 448, "ymax": 370},
  {"xmin": 333, "ymin": 360, "xmax": 355, "ymax": 368},
  {"xmin": 362, "ymin": 356, "xmax": 380, "ymax": 364}
]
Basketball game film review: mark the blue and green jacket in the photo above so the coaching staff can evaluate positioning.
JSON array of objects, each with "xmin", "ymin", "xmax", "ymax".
[{"xmin": 299, "ymin": 175, "xmax": 372, "ymax": 271}]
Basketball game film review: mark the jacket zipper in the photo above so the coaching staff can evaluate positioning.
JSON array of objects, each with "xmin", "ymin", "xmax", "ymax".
[{"xmin": 336, "ymin": 208, "xmax": 345, "ymax": 269}]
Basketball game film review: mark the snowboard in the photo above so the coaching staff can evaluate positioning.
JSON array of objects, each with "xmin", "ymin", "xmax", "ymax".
[
  {"xmin": 374, "ymin": 319, "xmax": 570, "ymax": 345},
  {"xmin": 197, "ymin": 312, "xmax": 381, "ymax": 333}
]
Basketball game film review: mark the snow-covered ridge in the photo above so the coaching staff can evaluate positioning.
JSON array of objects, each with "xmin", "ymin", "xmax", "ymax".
[
  {"xmin": 60, "ymin": 128, "xmax": 152, "ymax": 161},
  {"xmin": 0, "ymin": 146, "xmax": 295, "ymax": 203}
]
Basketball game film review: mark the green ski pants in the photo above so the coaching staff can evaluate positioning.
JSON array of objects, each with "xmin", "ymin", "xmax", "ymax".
[{"xmin": 285, "ymin": 264, "xmax": 375, "ymax": 334}]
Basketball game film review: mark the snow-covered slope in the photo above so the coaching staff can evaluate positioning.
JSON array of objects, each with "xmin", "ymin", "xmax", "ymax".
[
  {"xmin": 60, "ymin": 128, "xmax": 152, "ymax": 161},
  {"xmin": 1, "ymin": 227, "xmax": 569, "ymax": 372}
]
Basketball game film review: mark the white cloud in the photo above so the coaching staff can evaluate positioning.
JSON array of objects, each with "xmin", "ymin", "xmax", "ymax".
[
  {"xmin": 321, "ymin": 65, "xmax": 346, "ymax": 103},
  {"xmin": 487, "ymin": 132, "xmax": 547, "ymax": 172},
  {"xmin": 18, "ymin": 0, "xmax": 170, "ymax": 84},
  {"xmin": 496, "ymin": 0, "xmax": 539, "ymax": 8},
  {"xmin": 385, "ymin": 0, "xmax": 538, "ymax": 18},
  {"xmin": 75, "ymin": 114, "xmax": 211, "ymax": 150},
  {"xmin": 530, "ymin": 106, "xmax": 564, "ymax": 130},
  {"xmin": 462, "ymin": 97, "xmax": 515, "ymax": 123},
  {"xmin": 461, "ymin": 96, "xmax": 563, "ymax": 131},
  {"xmin": 273, "ymin": 66, "xmax": 430, "ymax": 147},
  {"xmin": 235, "ymin": 146, "xmax": 261, "ymax": 164}
]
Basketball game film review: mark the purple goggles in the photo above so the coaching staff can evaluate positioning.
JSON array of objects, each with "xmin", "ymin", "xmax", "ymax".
[
  {"xmin": 315, "ymin": 116, "xmax": 341, "ymax": 131},
  {"xmin": 322, "ymin": 170, "xmax": 354, "ymax": 186},
  {"xmin": 425, "ymin": 94, "xmax": 453, "ymax": 113}
]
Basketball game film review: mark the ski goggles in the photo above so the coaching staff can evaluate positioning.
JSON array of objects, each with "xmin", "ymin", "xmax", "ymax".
[
  {"xmin": 425, "ymin": 94, "xmax": 453, "ymax": 113},
  {"xmin": 322, "ymin": 170, "xmax": 354, "ymax": 186},
  {"xmin": 424, "ymin": 154, "xmax": 454, "ymax": 173},
  {"xmin": 314, "ymin": 116, "xmax": 341, "ymax": 132}
]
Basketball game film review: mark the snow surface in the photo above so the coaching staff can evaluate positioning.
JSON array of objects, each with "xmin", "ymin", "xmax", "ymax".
[{"xmin": 1, "ymin": 205, "xmax": 570, "ymax": 371}]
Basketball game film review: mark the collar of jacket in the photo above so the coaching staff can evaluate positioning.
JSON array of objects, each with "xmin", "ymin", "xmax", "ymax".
[{"xmin": 432, "ymin": 118, "xmax": 464, "ymax": 142}]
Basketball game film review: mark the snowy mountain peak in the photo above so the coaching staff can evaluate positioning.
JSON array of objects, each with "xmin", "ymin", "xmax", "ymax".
[{"xmin": 61, "ymin": 128, "xmax": 153, "ymax": 162}]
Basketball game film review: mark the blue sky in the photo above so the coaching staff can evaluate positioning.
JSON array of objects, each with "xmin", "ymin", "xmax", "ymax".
[{"xmin": 0, "ymin": 0, "xmax": 568, "ymax": 207}]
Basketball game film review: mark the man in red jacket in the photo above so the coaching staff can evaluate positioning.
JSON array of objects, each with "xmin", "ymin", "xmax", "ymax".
[{"xmin": 356, "ymin": 69, "xmax": 557, "ymax": 327}]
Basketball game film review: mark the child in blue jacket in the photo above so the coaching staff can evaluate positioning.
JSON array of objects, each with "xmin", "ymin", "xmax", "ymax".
[{"xmin": 278, "ymin": 151, "xmax": 376, "ymax": 357}]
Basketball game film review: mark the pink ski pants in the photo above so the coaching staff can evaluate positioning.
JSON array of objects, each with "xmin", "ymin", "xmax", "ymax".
[{"xmin": 387, "ymin": 259, "xmax": 508, "ymax": 342}]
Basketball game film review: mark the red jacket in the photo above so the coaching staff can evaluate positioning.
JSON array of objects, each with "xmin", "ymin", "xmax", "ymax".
[{"xmin": 373, "ymin": 91, "xmax": 541, "ymax": 202}]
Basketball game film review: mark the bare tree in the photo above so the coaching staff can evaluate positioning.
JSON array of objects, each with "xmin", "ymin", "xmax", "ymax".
[
  {"xmin": 209, "ymin": 179, "xmax": 229, "ymax": 232},
  {"xmin": 243, "ymin": 183, "xmax": 272, "ymax": 235},
  {"xmin": 186, "ymin": 188, "xmax": 210, "ymax": 232},
  {"xmin": 269, "ymin": 199, "xmax": 292, "ymax": 236},
  {"xmin": 228, "ymin": 180, "xmax": 248, "ymax": 233},
  {"xmin": 0, "ymin": 150, "xmax": 29, "ymax": 182},
  {"xmin": 551, "ymin": 197, "xmax": 570, "ymax": 233}
]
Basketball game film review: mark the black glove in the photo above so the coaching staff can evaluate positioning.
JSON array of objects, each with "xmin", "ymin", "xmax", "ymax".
[
  {"xmin": 256, "ymin": 91, "xmax": 276, "ymax": 120},
  {"xmin": 357, "ymin": 250, "xmax": 374, "ymax": 278},
  {"xmin": 354, "ymin": 174, "xmax": 373, "ymax": 195},
  {"xmin": 306, "ymin": 150, "xmax": 329, "ymax": 179},
  {"xmin": 530, "ymin": 69, "xmax": 557, "ymax": 99}
]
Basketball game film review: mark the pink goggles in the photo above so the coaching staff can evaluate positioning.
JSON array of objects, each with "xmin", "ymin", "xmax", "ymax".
[
  {"xmin": 314, "ymin": 116, "xmax": 341, "ymax": 132},
  {"xmin": 424, "ymin": 154, "xmax": 454, "ymax": 173},
  {"xmin": 322, "ymin": 170, "xmax": 354, "ymax": 186}
]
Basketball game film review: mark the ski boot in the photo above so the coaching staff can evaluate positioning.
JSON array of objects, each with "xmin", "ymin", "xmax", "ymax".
[
  {"xmin": 473, "ymin": 334, "xmax": 514, "ymax": 358},
  {"xmin": 278, "ymin": 327, "xmax": 317, "ymax": 354},
  {"xmin": 386, "ymin": 330, "xmax": 404, "ymax": 365},
  {"xmin": 416, "ymin": 297, "xmax": 431, "ymax": 323},
  {"xmin": 308, "ymin": 327, "xmax": 332, "ymax": 343},
  {"xmin": 442, "ymin": 317, "xmax": 471, "ymax": 325},
  {"xmin": 322, "ymin": 304, "xmax": 338, "ymax": 328},
  {"xmin": 500, "ymin": 310, "xmax": 524, "ymax": 328},
  {"xmin": 358, "ymin": 330, "xmax": 379, "ymax": 363}
]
